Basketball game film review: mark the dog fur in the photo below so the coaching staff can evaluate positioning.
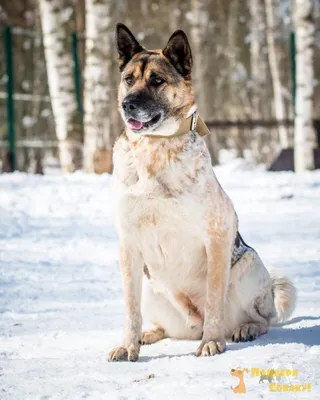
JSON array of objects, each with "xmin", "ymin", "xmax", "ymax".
[{"xmin": 108, "ymin": 24, "xmax": 296, "ymax": 362}]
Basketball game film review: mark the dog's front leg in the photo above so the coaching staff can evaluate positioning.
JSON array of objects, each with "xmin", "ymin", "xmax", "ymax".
[
  {"xmin": 108, "ymin": 242, "xmax": 143, "ymax": 362},
  {"xmin": 196, "ymin": 228, "xmax": 233, "ymax": 357}
]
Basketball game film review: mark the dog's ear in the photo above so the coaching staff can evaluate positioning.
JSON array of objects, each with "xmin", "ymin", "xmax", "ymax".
[
  {"xmin": 115, "ymin": 23, "xmax": 144, "ymax": 71},
  {"xmin": 163, "ymin": 30, "xmax": 192, "ymax": 78}
]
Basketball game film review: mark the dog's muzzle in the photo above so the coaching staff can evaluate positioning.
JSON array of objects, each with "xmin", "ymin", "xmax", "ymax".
[{"xmin": 122, "ymin": 93, "xmax": 163, "ymax": 132}]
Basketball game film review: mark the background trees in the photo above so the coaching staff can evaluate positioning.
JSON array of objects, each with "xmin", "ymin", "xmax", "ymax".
[
  {"xmin": 0, "ymin": 0, "xmax": 319, "ymax": 172},
  {"xmin": 83, "ymin": 0, "xmax": 113, "ymax": 173},
  {"xmin": 39, "ymin": 0, "xmax": 83, "ymax": 172}
]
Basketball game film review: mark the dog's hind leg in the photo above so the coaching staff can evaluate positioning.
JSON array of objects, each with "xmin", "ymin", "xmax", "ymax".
[
  {"xmin": 225, "ymin": 248, "xmax": 275, "ymax": 343},
  {"xmin": 142, "ymin": 279, "xmax": 203, "ymax": 341}
]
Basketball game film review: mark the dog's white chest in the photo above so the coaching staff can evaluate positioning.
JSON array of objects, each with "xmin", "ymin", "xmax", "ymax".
[{"xmin": 116, "ymin": 181, "xmax": 207, "ymax": 293}]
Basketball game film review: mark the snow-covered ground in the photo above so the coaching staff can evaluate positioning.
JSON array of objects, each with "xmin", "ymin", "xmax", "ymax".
[{"xmin": 1, "ymin": 163, "xmax": 319, "ymax": 399}]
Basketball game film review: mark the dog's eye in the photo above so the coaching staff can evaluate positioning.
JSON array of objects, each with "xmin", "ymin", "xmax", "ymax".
[
  {"xmin": 124, "ymin": 76, "xmax": 134, "ymax": 85},
  {"xmin": 150, "ymin": 76, "xmax": 165, "ymax": 86}
]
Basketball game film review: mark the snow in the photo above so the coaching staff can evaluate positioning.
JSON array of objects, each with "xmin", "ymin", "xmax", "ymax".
[{"xmin": 1, "ymin": 164, "xmax": 320, "ymax": 399}]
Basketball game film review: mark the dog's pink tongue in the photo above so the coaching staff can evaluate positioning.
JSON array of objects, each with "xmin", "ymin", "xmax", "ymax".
[{"xmin": 128, "ymin": 119, "xmax": 143, "ymax": 130}]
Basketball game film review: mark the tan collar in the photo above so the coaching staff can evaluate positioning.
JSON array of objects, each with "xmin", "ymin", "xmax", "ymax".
[{"xmin": 146, "ymin": 111, "xmax": 210, "ymax": 139}]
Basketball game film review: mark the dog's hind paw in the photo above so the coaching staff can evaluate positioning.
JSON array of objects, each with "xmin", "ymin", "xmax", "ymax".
[
  {"xmin": 141, "ymin": 326, "xmax": 165, "ymax": 345},
  {"xmin": 108, "ymin": 344, "xmax": 140, "ymax": 362},
  {"xmin": 232, "ymin": 322, "xmax": 267, "ymax": 343}
]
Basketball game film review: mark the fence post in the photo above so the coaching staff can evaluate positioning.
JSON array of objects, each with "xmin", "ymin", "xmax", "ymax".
[
  {"xmin": 71, "ymin": 32, "xmax": 83, "ymax": 119},
  {"xmin": 4, "ymin": 26, "xmax": 15, "ymax": 171},
  {"xmin": 290, "ymin": 31, "xmax": 296, "ymax": 115}
]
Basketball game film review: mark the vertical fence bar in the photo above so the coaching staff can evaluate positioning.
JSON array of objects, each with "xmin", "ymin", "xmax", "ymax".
[
  {"xmin": 290, "ymin": 31, "xmax": 296, "ymax": 115},
  {"xmin": 71, "ymin": 32, "xmax": 83, "ymax": 119},
  {"xmin": 4, "ymin": 26, "xmax": 15, "ymax": 171}
]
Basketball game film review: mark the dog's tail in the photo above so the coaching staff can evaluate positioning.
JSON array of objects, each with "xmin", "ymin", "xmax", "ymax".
[{"xmin": 270, "ymin": 271, "xmax": 297, "ymax": 324}]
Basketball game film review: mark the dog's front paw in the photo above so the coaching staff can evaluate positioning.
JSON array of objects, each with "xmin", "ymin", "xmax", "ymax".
[
  {"xmin": 108, "ymin": 344, "xmax": 140, "ymax": 362},
  {"xmin": 195, "ymin": 338, "xmax": 226, "ymax": 357}
]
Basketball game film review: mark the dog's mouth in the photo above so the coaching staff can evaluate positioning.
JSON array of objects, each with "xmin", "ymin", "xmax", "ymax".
[{"xmin": 126, "ymin": 113, "xmax": 162, "ymax": 132}]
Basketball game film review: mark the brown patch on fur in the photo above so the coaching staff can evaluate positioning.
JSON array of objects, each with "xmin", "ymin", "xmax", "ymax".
[
  {"xmin": 167, "ymin": 143, "xmax": 184, "ymax": 163},
  {"xmin": 145, "ymin": 146, "xmax": 167, "ymax": 177},
  {"xmin": 143, "ymin": 265, "xmax": 150, "ymax": 279},
  {"xmin": 139, "ymin": 213, "xmax": 156, "ymax": 227},
  {"xmin": 133, "ymin": 137, "xmax": 187, "ymax": 178},
  {"xmin": 176, "ymin": 292, "xmax": 203, "ymax": 321},
  {"xmin": 185, "ymin": 172, "xmax": 196, "ymax": 183},
  {"xmin": 157, "ymin": 176, "xmax": 177, "ymax": 197},
  {"xmin": 122, "ymin": 132, "xmax": 207, "ymax": 198}
]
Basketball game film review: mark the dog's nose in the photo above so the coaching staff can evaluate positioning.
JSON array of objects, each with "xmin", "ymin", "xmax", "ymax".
[{"xmin": 122, "ymin": 99, "xmax": 137, "ymax": 111}]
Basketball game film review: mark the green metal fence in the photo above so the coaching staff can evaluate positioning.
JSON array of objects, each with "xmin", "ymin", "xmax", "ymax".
[{"xmin": 0, "ymin": 26, "xmax": 83, "ymax": 172}]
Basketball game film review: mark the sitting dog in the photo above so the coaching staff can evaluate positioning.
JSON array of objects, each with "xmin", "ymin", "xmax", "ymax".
[{"xmin": 108, "ymin": 23, "xmax": 296, "ymax": 362}]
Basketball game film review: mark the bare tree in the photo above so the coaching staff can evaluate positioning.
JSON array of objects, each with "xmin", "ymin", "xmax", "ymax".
[
  {"xmin": 190, "ymin": 0, "xmax": 209, "ymax": 118},
  {"xmin": 190, "ymin": 0, "xmax": 218, "ymax": 164},
  {"xmin": 38, "ymin": 0, "xmax": 83, "ymax": 172},
  {"xmin": 83, "ymin": 0, "xmax": 112, "ymax": 173},
  {"xmin": 249, "ymin": 0, "xmax": 269, "ymax": 119},
  {"xmin": 294, "ymin": 0, "xmax": 316, "ymax": 172},
  {"xmin": 265, "ymin": 0, "xmax": 289, "ymax": 149}
]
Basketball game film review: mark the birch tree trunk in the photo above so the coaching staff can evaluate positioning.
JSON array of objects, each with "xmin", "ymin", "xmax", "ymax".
[
  {"xmin": 294, "ymin": 0, "xmax": 316, "ymax": 172},
  {"xmin": 190, "ymin": 0, "xmax": 219, "ymax": 165},
  {"xmin": 190, "ymin": 0, "xmax": 208, "ymax": 118},
  {"xmin": 83, "ymin": 0, "xmax": 112, "ymax": 173},
  {"xmin": 249, "ymin": 0, "xmax": 269, "ymax": 119},
  {"xmin": 248, "ymin": 0, "xmax": 270, "ymax": 163},
  {"xmin": 265, "ymin": 0, "xmax": 289, "ymax": 149},
  {"xmin": 39, "ymin": 0, "xmax": 83, "ymax": 172}
]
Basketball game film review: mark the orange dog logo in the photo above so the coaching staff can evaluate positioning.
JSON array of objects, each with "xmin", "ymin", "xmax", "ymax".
[{"xmin": 230, "ymin": 367, "xmax": 249, "ymax": 394}]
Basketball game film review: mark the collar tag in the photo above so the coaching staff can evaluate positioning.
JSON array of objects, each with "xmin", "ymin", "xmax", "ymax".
[{"xmin": 190, "ymin": 111, "xmax": 198, "ymax": 131}]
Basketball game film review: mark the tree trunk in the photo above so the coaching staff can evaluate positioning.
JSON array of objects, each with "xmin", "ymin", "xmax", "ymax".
[
  {"xmin": 38, "ymin": 0, "xmax": 83, "ymax": 172},
  {"xmin": 249, "ymin": 0, "xmax": 269, "ymax": 119},
  {"xmin": 294, "ymin": 0, "xmax": 316, "ymax": 172},
  {"xmin": 265, "ymin": 0, "xmax": 289, "ymax": 149},
  {"xmin": 190, "ymin": 0, "xmax": 219, "ymax": 165},
  {"xmin": 249, "ymin": 0, "xmax": 273, "ymax": 163},
  {"xmin": 83, "ymin": 0, "xmax": 112, "ymax": 173},
  {"xmin": 190, "ymin": 0, "xmax": 209, "ymax": 119}
]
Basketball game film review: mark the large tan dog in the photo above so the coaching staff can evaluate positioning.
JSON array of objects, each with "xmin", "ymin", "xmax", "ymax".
[{"xmin": 108, "ymin": 23, "xmax": 296, "ymax": 362}]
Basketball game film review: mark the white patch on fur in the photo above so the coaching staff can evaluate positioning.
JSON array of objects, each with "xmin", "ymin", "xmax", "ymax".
[
  {"xmin": 269, "ymin": 271, "xmax": 297, "ymax": 324},
  {"xmin": 140, "ymin": 116, "xmax": 180, "ymax": 137}
]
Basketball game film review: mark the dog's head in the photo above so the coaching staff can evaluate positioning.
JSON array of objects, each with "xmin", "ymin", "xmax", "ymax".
[
  {"xmin": 230, "ymin": 367, "xmax": 249, "ymax": 378},
  {"xmin": 116, "ymin": 23, "xmax": 195, "ymax": 137}
]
